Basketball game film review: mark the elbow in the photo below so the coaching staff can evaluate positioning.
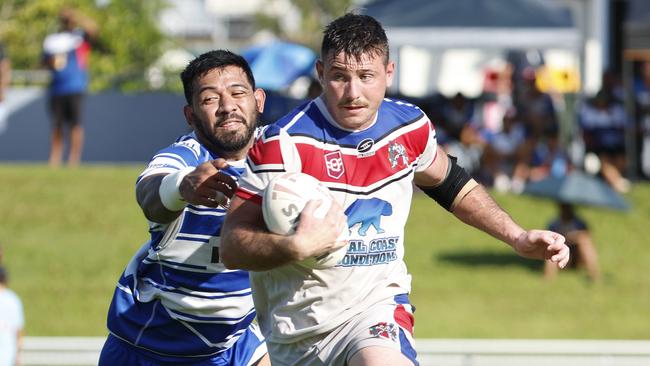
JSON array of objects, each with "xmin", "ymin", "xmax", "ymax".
[{"xmin": 141, "ymin": 205, "xmax": 176, "ymax": 225}]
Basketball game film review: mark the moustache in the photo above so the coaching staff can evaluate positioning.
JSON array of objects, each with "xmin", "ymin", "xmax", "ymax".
[
  {"xmin": 338, "ymin": 100, "xmax": 369, "ymax": 108},
  {"xmin": 217, "ymin": 113, "xmax": 246, "ymax": 126}
]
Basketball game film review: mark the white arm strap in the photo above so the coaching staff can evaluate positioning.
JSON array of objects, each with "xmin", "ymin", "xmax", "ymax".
[{"xmin": 158, "ymin": 167, "xmax": 194, "ymax": 211}]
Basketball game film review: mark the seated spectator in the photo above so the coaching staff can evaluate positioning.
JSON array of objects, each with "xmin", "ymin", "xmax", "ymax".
[
  {"xmin": 515, "ymin": 67, "xmax": 559, "ymax": 142},
  {"xmin": 544, "ymin": 203, "xmax": 601, "ymax": 282},
  {"xmin": 527, "ymin": 125, "xmax": 569, "ymax": 182},
  {"xmin": 439, "ymin": 92, "xmax": 485, "ymax": 175},
  {"xmin": 634, "ymin": 61, "xmax": 650, "ymax": 178},
  {"xmin": 578, "ymin": 89, "xmax": 630, "ymax": 193},
  {"xmin": 480, "ymin": 107, "xmax": 528, "ymax": 192}
]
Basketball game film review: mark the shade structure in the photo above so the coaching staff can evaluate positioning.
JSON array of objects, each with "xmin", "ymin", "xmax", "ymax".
[
  {"xmin": 241, "ymin": 41, "xmax": 316, "ymax": 91},
  {"xmin": 362, "ymin": 0, "xmax": 579, "ymax": 50},
  {"xmin": 522, "ymin": 171, "xmax": 630, "ymax": 211}
]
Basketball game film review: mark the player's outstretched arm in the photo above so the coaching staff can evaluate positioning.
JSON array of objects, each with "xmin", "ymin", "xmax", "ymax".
[
  {"xmin": 450, "ymin": 185, "xmax": 569, "ymax": 268},
  {"xmin": 136, "ymin": 159, "xmax": 237, "ymax": 224},
  {"xmin": 220, "ymin": 197, "xmax": 347, "ymax": 271},
  {"xmin": 415, "ymin": 146, "xmax": 569, "ymax": 268}
]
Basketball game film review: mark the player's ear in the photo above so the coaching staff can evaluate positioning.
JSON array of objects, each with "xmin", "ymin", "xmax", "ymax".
[
  {"xmin": 316, "ymin": 60, "xmax": 324, "ymax": 82},
  {"xmin": 385, "ymin": 60, "xmax": 395, "ymax": 88},
  {"xmin": 183, "ymin": 105, "xmax": 194, "ymax": 127},
  {"xmin": 254, "ymin": 88, "xmax": 266, "ymax": 114}
]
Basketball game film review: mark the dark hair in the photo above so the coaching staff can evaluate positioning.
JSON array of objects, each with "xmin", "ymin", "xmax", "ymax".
[
  {"xmin": 321, "ymin": 13, "xmax": 389, "ymax": 64},
  {"xmin": 180, "ymin": 50, "xmax": 256, "ymax": 105},
  {"xmin": 0, "ymin": 266, "xmax": 7, "ymax": 284}
]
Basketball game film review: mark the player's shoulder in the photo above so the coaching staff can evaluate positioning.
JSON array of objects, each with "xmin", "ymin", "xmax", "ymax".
[
  {"xmin": 258, "ymin": 100, "xmax": 316, "ymax": 139},
  {"xmin": 150, "ymin": 132, "xmax": 208, "ymax": 166},
  {"xmin": 171, "ymin": 134, "xmax": 204, "ymax": 155},
  {"xmin": 381, "ymin": 97, "xmax": 425, "ymax": 119}
]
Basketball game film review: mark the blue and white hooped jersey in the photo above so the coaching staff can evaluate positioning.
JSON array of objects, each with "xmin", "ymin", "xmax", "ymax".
[
  {"xmin": 106, "ymin": 131, "xmax": 258, "ymax": 360},
  {"xmin": 236, "ymin": 97, "xmax": 437, "ymax": 343}
]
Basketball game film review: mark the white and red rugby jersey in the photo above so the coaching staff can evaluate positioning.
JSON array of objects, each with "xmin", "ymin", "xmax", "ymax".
[{"xmin": 236, "ymin": 96, "xmax": 438, "ymax": 343}]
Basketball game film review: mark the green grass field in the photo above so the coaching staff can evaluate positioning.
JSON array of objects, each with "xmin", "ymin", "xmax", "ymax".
[{"xmin": 1, "ymin": 164, "xmax": 649, "ymax": 338}]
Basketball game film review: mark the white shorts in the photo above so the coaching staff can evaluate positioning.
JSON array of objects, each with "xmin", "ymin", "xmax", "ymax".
[{"xmin": 267, "ymin": 294, "xmax": 417, "ymax": 366}]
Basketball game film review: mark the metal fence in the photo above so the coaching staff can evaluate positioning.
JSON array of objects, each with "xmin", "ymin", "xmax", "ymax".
[{"xmin": 22, "ymin": 337, "xmax": 650, "ymax": 366}]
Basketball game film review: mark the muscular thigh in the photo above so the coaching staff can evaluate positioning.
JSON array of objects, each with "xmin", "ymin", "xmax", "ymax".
[{"xmin": 349, "ymin": 346, "xmax": 413, "ymax": 366}]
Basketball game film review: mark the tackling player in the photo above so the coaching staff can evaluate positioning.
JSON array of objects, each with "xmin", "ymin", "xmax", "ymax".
[{"xmin": 99, "ymin": 50, "xmax": 270, "ymax": 366}]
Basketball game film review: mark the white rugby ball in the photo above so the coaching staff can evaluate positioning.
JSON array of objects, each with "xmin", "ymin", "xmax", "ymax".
[{"xmin": 262, "ymin": 172, "xmax": 348, "ymax": 269}]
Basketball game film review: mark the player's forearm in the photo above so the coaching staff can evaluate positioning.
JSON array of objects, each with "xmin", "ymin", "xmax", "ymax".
[
  {"xmin": 136, "ymin": 175, "xmax": 184, "ymax": 224},
  {"xmin": 220, "ymin": 223, "xmax": 301, "ymax": 271},
  {"xmin": 451, "ymin": 184, "xmax": 525, "ymax": 247}
]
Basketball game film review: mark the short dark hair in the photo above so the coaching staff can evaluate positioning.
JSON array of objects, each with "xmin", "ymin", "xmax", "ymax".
[
  {"xmin": 0, "ymin": 266, "xmax": 7, "ymax": 285},
  {"xmin": 321, "ymin": 13, "xmax": 389, "ymax": 64},
  {"xmin": 180, "ymin": 50, "xmax": 256, "ymax": 105}
]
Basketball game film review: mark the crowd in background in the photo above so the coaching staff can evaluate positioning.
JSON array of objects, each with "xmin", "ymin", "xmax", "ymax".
[{"xmin": 403, "ymin": 55, "xmax": 650, "ymax": 195}]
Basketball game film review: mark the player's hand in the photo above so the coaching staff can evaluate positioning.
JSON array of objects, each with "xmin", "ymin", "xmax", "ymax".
[
  {"xmin": 292, "ymin": 199, "xmax": 348, "ymax": 260},
  {"xmin": 179, "ymin": 159, "xmax": 238, "ymax": 208},
  {"xmin": 513, "ymin": 229, "xmax": 570, "ymax": 268}
]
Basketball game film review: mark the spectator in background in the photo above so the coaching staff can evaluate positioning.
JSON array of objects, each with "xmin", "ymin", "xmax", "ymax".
[
  {"xmin": 480, "ymin": 107, "xmax": 528, "ymax": 192},
  {"xmin": 515, "ymin": 67, "xmax": 558, "ymax": 142},
  {"xmin": 527, "ymin": 124, "xmax": 569, "ymax": 182},
  {"xmin": 0, "ymin": 266, "xmax": 24, "ymax": 366},
  {"xmin": 634, "ymin": 61, "xmax": 650, "ymax": 178},
  {"xmin": 42, "ymin": 7, "xmax": 98, "ymax": 167},
  {"xmin": 601, "ymin": 69, "xmax": 624, "ymax": 104},
  {"xmin": 439, "ymin": 92, "xmax": 485, "ymax": 175},
  {"xmin": 578, "ymin": 89, "xmax": 629, "ymax": 193},
  {"xmin": 0, "ymin": 42, "xmax": 10, "ymax": 133},
  {"xmin": 544, "ymin": 203, "xmax": 601, "ymax": 283}
]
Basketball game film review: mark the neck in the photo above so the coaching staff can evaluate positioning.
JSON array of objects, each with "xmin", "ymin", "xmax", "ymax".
[{"xmin": 202, "ymin": 137, "xmax": 254, "ymax": 162}]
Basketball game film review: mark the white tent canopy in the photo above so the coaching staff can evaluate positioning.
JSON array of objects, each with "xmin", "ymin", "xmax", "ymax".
[{"xmin": 385, "ymin": 27, "xmax": 580, "ymax": 51}]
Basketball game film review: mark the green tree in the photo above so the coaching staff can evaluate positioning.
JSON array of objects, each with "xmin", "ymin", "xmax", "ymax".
[{"xmin": 0, "ymin": 0, "xmax": 167, "ymax": 92}]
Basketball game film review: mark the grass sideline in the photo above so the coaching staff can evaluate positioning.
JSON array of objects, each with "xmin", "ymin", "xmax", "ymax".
[{"xmin": 1, "ymin": 164, "xmax": 649, "ymax": 338}]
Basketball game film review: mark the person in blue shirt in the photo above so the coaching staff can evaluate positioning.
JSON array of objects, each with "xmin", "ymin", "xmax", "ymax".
[
  {"xmin": 42, "ymin": 7, "xmax": 98, "ymax": 167},
  {"xmin": 98, "ymin": 50, "xmax": 270, "ymax": 366},
  {"xmin": 544, "ymin": 203, "xmax": 601, "ymax": 282}
]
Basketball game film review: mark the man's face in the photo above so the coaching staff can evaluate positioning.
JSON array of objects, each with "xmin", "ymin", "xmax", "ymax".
[
  {"xmin": 184, "ymin": 66, "xmax": 265, "ymax": 155},
  {"xmin": 317, "ymin": 51, "xmax": 394, "ymax": 130}
]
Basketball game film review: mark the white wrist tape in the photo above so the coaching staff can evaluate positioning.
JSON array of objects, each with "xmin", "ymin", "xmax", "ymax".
[{"xmin": 159, "ymin": 167, "xmax": 194, "ymax": 211}]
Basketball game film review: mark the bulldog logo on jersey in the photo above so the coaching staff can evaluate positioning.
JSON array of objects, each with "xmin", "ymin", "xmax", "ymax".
[
  {"xmin": 388, "ymin": 141, "xmax": 409, "ymax": 169},
  {"xmin": 324, "ymin": 151, "xmax": 345, "ymax": 179},
  {"xmin": 369, "ymin": 322, "xmax": 398, "ymax": 342}
]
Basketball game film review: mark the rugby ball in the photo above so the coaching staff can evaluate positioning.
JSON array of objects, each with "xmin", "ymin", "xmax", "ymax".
[{"xmin": 262, "ymin": 172, "xmax": 348, "ymax": 269}]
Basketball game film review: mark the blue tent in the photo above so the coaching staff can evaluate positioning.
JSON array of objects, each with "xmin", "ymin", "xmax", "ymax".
[
  {"xmin": 523, "ymin": 171, "xmax": 630, "ymax": 211},
  {"xmin": 242, "ymin": 41, "xmax": 316, "ymax": 91}
]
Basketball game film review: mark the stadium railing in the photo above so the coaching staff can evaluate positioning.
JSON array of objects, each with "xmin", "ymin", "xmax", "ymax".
[{"xmin": 23, "ymin": 337, "xmax": 650, "ymax": 365}]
